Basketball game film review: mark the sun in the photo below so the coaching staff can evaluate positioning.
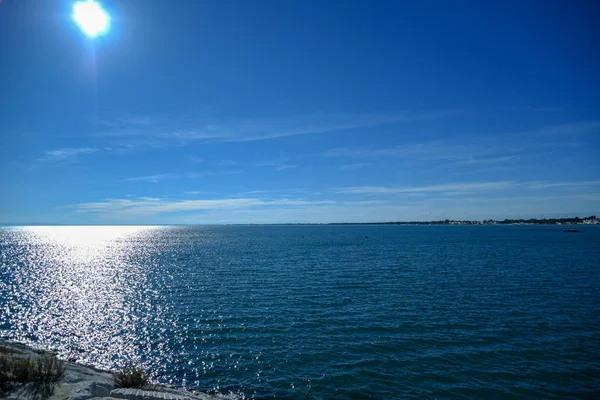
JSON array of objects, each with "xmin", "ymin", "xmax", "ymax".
[{"xmin": 72, "ymin": 0, "xmax": 110, "ymax": 38}]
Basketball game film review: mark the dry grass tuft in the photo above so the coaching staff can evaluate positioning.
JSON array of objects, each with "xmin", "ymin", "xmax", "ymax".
[
  {"xmin": 32, "ymin": 353, "xmax": 65, "ymax": 383},
  {"xmin": 114, "ymin": 364, "xmax": 149, "ymax": 388},
  {"xmin": 0, "ymin": 351, "xmax": 65, "ymax": 391}
]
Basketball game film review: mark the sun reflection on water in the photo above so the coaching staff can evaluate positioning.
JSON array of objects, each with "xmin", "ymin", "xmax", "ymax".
[
  {"xmin": 0, "ymin": 226, "xmax": 167, "ymax": 371},
  {"xmin": 26, "ymin": 225, "xmax": 156, "ymax": 245}
]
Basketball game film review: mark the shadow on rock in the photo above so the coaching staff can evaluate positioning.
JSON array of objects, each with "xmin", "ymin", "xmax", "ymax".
[{"xmin": 13, "ymin": 381, "xmax": 55, "ymax": 400}]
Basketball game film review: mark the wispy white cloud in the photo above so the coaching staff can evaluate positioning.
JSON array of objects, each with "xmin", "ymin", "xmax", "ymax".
[
  {"xmin": 275, "ymin": 164, "xmax": 297, "ymax": 171},
  {"xmin": 37, "ymin": 147, "xmax": 99, "ymax": 164},
  {"xmin": 338, "ymin": 181, "xmax": 514, "ymax": 195},
  {"xmin": 351, "ymin": 200, "xmax": 386, "ymax": 205},
  {"xmin": 225, "ymin": 190, "xmax": 271, "ymax": 197},
  {"xmin": 72, "ymin": 198, "xmax": 262, "ymax": 214},
  {"xmin": 458, "ymin": 155, "xmax": 518, "ymax": 164},
  {"xmin": 184, "ymin": 191, "xmax": 217, "ymax": 195},
  {"xmin": 256, "ymin": 157, "xmax": 290, "ymax": 167},
  {"xmin": 62, "ymin": 185, "xmax": 600, "ymax": 223},
  {"xmin": 189, "ymin": 156, "xmax": 204, "ymax": 163},
  {"xmin": 528, "ymin": 180, "xmax": 600, "ymax": 189},
  {"xmin": 125, "ymin": 170, "xmax": 243, "ymax": 183},
  {"xmin": 337, "ymin": 180, "xmax": 600, "ymax": 198},
  {"xmin": 323, "ymin": 120, "xmax": 600, "ymax": 166},
  {"xmin": 512, "ymin": 105, "xmax": 568, "ymax": 113},
  {"xmin": 324, "ymin": 141, "xmax": 483, "ymax": 162},
  {"xmin": 436, "ymin": 193, "xmax": 600, "ymax": 203},
  {"xmin": 340, "ymin": 162, "xmax": 373, "ymax": 170},
  {"xmin": 216, "ymin": 160, "xmax": 238, "ymax": 166},
  {"xmin": 187, "ymin": 170, "xmax": 244, "ymax": 178},
  {"xmin": 137, "ymin": 194, "xmax": 598, "ymax": 224},
  {"xmin": 98, "ymin": 110, "xmax": 458, "ymax": 146},
  {"xmin": 125, "ymin": 174, "xmax": 173, "ymax": 183},
  {"xmin": 257, "ymin": 157, "xmax": 297, "ymax": 171},
  {"xmin": 101, "ymin": 114, "xmax": 157, "ymax": 128},
  {"xmin": 532, "ymin": 120, "xmax": 600, "ymax": 136},
  {"xmin": 68, "ymin": 196, "xmax": 336, "ymax": 216}
]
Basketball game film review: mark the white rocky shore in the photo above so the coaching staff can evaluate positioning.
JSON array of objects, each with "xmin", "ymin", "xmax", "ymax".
[{"xmin": 0, "ymin": 340, "xmax": 239, "ymax": 400}]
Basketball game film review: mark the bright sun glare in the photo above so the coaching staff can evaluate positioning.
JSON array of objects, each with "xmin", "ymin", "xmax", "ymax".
[{"xmin": 72, "ymin": 0, "xmax": 110, "ymax": 38}]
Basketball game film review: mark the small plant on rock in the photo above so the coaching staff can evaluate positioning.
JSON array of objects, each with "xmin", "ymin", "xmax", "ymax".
[
  {"xmin": 0, "ymin": 354, "xmax": 11, "ymax": 391},
  {"xmin": 114, "ymin": 364, "xmax": 149, "ymax": 388},
  {"xmin": 0, "ymin": 351, "xmax": 65, "ymax": 392},
  {"xmin": 32, "ymin": 353, "xmax": 65, "ymax": 383},
  {"xmin": 10, "ymin": 357, "xmax": 34, "ymax": 382},
  {"xmin": 0, "ymin": 354, "xmax": 33, "ymax": 392}
]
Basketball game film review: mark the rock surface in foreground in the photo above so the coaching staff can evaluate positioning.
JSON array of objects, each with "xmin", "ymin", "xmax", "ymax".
[{"xmin": 0, "ymin": 340, "xmax": 237, "ymax": 400}]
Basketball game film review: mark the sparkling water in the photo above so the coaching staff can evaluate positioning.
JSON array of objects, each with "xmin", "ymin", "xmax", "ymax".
[{"xmin": 1, "ymin": 225, "xmax": 599, "ymax": 399}]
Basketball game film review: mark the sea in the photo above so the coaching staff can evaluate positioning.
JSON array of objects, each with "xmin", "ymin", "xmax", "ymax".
[{"xmin": 0, "ymin": 225, "xmax": 599, "ymax": 399}]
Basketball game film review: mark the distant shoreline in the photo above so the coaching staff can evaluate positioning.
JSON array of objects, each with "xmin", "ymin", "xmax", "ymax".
[
  {"xmin": 0, "ymin": 215, "xmax": 598, "ymax": 227},
  {"xmin": 322, "ymin": 215, "xmax": 598, "ymax": 226}
]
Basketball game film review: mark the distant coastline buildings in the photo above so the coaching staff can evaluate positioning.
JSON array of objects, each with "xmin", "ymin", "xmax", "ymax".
[
  {"xmin": 481, "ymin": 215, "xmax": 597, "ymax": 226},
  {"xmin": 328, "ymin": 216, "xmax": 599, "ymax": 226}
]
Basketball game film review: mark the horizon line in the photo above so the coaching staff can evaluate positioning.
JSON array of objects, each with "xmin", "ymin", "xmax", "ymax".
[{"xmin": 1, "ymin": 215, "xmax": 596, "ymax": 227}]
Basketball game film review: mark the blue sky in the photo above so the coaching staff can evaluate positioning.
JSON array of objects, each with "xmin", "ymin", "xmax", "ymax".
[{"xmin": 1, "ymin": 0, "xmax": 599, "ymax": 224}]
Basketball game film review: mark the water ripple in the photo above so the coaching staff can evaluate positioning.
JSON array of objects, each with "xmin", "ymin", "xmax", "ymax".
[{"xmin": 1, "ymin": 225, "xmax": 599, "ymax": 399}]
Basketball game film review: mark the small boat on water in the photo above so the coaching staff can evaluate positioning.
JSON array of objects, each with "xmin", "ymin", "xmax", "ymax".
[{"xmin": 563, "ymin": 229, "xmax": 580, "ymax": 233}]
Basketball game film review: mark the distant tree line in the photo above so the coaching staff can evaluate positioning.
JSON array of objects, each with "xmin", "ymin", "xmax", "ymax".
[
  {"xmin": 327, "ymin": 216, "xmax": 597, "ymax": 225},
  {"xmin": 485, "ymin": 216, "xmax": 596, "ymax": 225}
]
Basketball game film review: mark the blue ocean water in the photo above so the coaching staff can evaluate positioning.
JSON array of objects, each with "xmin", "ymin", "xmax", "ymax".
[{"xmin": 0, "ymin": 225, "xmax": 599, "ymax": 399}]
